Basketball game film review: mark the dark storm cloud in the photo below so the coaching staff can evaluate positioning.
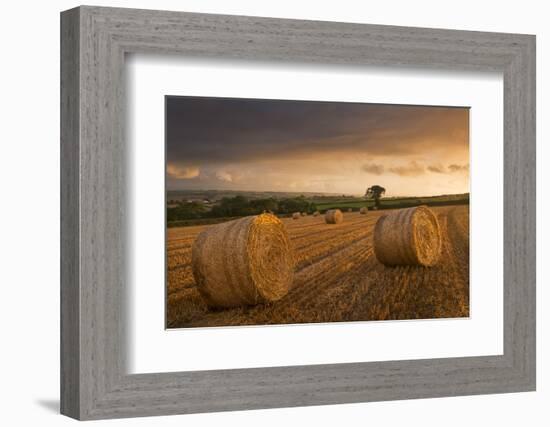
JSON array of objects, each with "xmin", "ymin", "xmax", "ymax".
[{"xmin": 166, "ymin": 96, "xmax": 469, "ymax": 166}]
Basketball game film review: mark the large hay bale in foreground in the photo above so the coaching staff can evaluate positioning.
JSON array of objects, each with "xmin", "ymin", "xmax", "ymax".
[
  {"xmin": 325, "ymin": 209, "xmax": 343, "ymax": 224},
  {"xmin": 373, "ymin": 206, "xmax": 441, "ymax": 267},
  {"xmin": 192, "ymin": 213, "xmax": 294, "ymax": 308},
  {"xmin": 360, "ymin": 207, "xmax": 368, "ymax": 214},
  {"xmin": 292, "ymin": 212, "xmax": 301, "ymax": 220}
]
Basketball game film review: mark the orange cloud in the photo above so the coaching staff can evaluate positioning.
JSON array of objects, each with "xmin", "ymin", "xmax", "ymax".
[
  {"xmin": 167, "ymin": 164, "xmax": 200, "ymax": 179},
  {"xmin": 215, "ymin": 170, "xmax": 233, "ymax": 182},
  {"xmin": 427, "ymin": 164, "xmax": 445, "ymax": 173},
  {"xmin": 448, "ymin": 164, "xmax": 469, "ymax": 173},
  {"xmin": 389, "ymin": 161, "xmax": 425, "ymax": 176},
  {"xmin": 361, "ymin": 163, "xmax": 385, "ymax": 175}
]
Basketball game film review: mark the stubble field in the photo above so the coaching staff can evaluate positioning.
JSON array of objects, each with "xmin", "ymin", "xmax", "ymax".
[{"xmin": 166, "ymin": 205, "xmax": 469, "ymax": 328}]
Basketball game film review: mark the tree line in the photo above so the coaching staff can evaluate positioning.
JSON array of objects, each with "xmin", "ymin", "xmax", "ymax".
[{"xmin": 167, "ymin": 195, "xmax": 318, "ymax": 222}]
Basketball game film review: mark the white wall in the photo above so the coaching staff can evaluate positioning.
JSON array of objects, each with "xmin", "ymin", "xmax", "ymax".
[{"xmin": 0, "ymin": 0, "xmax": 546, "ymax": 425}]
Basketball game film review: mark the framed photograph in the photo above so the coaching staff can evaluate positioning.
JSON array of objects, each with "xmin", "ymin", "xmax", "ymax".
[
  {"xmin": 164, "ymin": 96, "xmax": 471, "ymax": 329},
  {"xmin": 61, "ymin": 6, "xmax": 536, "ymax": 420}
]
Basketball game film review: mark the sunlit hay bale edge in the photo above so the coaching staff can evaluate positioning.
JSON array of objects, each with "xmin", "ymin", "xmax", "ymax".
[
  {"xmin": 192, "ymin": 213, "xmax": 295, "ymax": 308},
  {"xmin": 325, "ymin": 209, "xmax": 344, "ymax": 224},
  {"xmin": 373, "ymin": 206, "xmax": 442, "ymax": 267}
]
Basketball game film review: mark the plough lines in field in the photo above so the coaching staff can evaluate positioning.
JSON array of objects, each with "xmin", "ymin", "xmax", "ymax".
[{"xmin": 165, "ymin": 207, "xmax": 470, "ymax": 327}]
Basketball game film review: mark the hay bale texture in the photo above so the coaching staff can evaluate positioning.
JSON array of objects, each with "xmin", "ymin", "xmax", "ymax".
[
  {"xmin": 292, "ymin": 212, "xmax": 301, "ymax": 219},
  {"xmin": 192, "ymin": 213, "xmax": 295, "ymax": 308},
  {"xmin": 360, "ymin": 207, "xmax": 368, "ymax": 214},
  {"xmin": 325, "ymin": 209, "xmax": 344, "ymax": 224},
  {"xmin": 373, "ymin": 206, "xmax": 441, "ymax": 267}
]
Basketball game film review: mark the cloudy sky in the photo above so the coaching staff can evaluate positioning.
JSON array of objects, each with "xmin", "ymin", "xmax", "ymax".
[{"xmin": 166, "ymin": 96, "xmax": 469, "ymax": 197}]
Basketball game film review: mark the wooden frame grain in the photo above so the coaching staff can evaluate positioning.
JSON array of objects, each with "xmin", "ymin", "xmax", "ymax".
[{"xmin": 60, "ymin": 5, "xmax": 536, "ymax": 420}]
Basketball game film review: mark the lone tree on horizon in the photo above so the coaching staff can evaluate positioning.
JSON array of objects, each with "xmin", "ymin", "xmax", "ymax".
[{"xmin": 365, "ymin": 185, "xmax": 386, "ymax": 209}]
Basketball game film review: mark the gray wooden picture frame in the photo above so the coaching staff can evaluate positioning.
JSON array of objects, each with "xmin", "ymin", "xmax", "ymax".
[{"xmin": 60, "ymin": 5, "xmax": 536, "ymax": 420}]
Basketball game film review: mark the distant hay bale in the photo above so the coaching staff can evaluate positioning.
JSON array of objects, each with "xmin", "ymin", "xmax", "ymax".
[
  {"xmin": 373, "ymin": 206, "xmax": 441, "ymax": 267},
  {"xmin": 301, "ymin": 212, "xmax": 307, "ymax": 216},
  {"xmin": 292, "ymin": 212, "xmax": 301, "ymax": 219},
  {"xmin": 360, "ymin": 207, "xmax": 368, "ymax": 214},
  {"xmin": 325, "ymin": 209, "xmax": 343, "ymax": 224},
  {"xmin": 347, "ymin": 208, "xmax": 353, "ymax": 212},
  {"xmin": 192, "ymin": 213, "xmax": 294, "ymax": 308},
  {"xmin": 313, "ymin": 211, "xmax": 320, "ymax": 217}
]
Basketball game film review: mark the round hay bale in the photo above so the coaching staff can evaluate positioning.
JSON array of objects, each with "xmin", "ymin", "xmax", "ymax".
[
  {"xmin": 301, "ymin": 212, "xmax": 307, "ymax": 216},
  {"xmin": 373, "ymin": 206, "xmax": 441, "ymax": 267},
  {"xmin": 360, "ymin": 207, "xmax": 368, "ymax": 214},
  {"xmin": 325, "ymin": 209, "xmax": 343, "ymax": 224},
  {"xmin": 347, "ymin": 208, "xmax": 353, "ymax": 212},
  {"xmin": 192, "ymin": 213, "xmax": 294, "ymax": 308},
  {"xmin": 292, "ymin": 212, "xmax": 301, "ymax": 220},
  {"xmin": 313, "ymin": 211, "xmax": 320, "ymax": 217}
]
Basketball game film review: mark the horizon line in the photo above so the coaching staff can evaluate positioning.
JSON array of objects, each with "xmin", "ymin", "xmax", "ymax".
[{"xmin": 166, "ymin": 188, "xmax": 470, "ymax": 198}]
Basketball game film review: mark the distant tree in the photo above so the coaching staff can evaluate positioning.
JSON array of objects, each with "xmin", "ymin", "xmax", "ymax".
[
  {"xmin": 166, "ymin": 201, "xmax": 207, "ymax": 222},
  {"xmin": 210, "ymin": 196, "xmax": 255, "ymax": 217},
  {"xmin": 365, "ymin": 185, "xmax": 386, "ymax": 209},
  {"xmin": 250, "ymin": 198, "xmax": 279, "ymax": 214},
  {"xmin": 278, "ymin": 197, "xmax": 316, "ymax": 214}
]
